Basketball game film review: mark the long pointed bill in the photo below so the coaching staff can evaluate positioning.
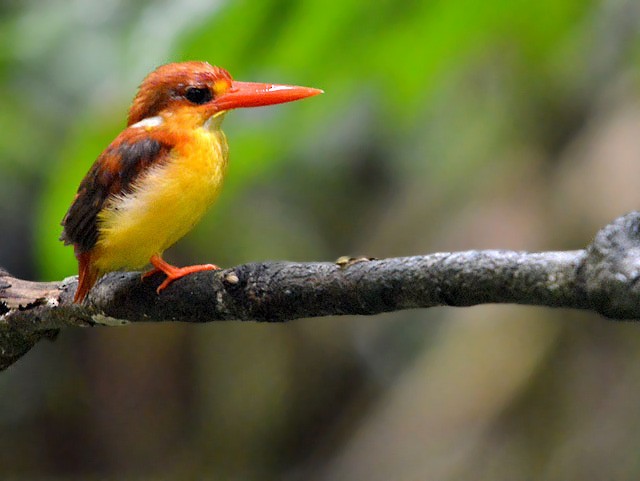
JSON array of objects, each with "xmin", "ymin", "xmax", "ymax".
[{"xmin": 214, "ymin": 81, "xmax": 323, "ymax": 111}]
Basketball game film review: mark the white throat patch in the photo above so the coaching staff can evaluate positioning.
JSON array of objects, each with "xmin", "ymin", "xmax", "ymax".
[
  {"xmin": 130, "ymin": 116, "xmax": 163, "ymax": 129},
  {"xmin": 204, "ymin": 111, "xmax": 226, "ymax": 131}
]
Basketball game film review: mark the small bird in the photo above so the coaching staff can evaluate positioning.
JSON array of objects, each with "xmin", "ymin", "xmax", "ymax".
[{"xmin": 61, "ymin": 61, "xmax": 322, "ymax": 302}]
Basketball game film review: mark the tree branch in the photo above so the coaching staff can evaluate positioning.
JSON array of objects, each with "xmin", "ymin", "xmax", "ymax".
[{"xmin": 3, "ymin": 212, "xmax": 640, "ymax": 370}]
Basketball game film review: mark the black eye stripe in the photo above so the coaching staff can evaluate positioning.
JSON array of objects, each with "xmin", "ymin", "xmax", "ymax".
[{"xmin": 184, "ymin": 87, "xmax": 212, "ymax": 105}]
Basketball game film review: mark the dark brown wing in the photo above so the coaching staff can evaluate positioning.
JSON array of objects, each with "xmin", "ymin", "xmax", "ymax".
[{"xmin": 61, "ymin": 131, "xmax": 171, "ymax": 253}]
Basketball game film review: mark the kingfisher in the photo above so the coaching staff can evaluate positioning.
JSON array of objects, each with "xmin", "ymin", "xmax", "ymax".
[{"xmin": 61, "ymin": 61, "xmax": 322, "ymax": 302}]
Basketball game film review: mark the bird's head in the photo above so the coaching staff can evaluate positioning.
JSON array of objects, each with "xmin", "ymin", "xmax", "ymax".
[{"xmin": 127, "ymin": 61, "xmax": 322, "ymax": 127}]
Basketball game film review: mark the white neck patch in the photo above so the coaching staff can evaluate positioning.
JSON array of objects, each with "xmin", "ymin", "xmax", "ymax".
[{"xmin": 130, "ymin": 116, "xmax": 163, "ymax": 129}]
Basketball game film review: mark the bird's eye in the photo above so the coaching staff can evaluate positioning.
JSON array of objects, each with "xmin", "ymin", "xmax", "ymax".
[{"xmin": 184, "ymin": 87, "xmax": 212, "ymax": 105}]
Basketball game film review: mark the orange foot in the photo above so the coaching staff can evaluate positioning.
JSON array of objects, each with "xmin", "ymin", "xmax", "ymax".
[{"xmin": 143, "ymin": 254, "xmax": 220, "ymax": 294}]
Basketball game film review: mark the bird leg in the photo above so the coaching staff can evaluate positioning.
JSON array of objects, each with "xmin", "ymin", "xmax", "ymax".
[{"xmin": 144, "ymin": 254, "xmax": 219, "ymax": 294}]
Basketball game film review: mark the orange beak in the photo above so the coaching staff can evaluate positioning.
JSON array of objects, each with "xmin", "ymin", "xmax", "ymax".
[{"xmin": 214, "ymin": 81, "xmax": 323, "ymax": 111}]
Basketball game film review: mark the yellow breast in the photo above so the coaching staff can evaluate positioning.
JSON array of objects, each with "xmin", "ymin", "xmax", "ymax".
[{"xmin": 93, "ymin": 113, "xmax": 229, "ymax": 271}]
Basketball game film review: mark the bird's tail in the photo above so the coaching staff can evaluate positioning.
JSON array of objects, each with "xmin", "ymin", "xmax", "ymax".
[{"xmin": 75, "ymin": 250, "xmax": 100, "ymax": 303}]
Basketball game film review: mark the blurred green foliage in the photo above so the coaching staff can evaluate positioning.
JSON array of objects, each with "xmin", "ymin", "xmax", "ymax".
[
  {"xmin": 2, "ymin": 0, "xmax": 640, "ymax": 479},
  {"xmin": 23, "ymin": 0, "xmax": 596, "ymax": 279}
]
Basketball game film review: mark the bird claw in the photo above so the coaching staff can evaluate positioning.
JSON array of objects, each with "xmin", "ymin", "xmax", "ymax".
[
  {"xmin": 151, "ymin": 263, "xmax": 220, "ymax": 294},
  {"xmin": 141, "ymin": 267, "xmax": 162, "ymax": 281}
]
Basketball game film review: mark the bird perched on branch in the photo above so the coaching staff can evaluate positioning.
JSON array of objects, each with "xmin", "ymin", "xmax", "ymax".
[{"xmin": 61, "ymin": 61, "xmax": 322, "ymax": 302}]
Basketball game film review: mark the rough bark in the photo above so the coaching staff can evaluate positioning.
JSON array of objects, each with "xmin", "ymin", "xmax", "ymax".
[{"xmin": 3, "ymin": 212, "xmax": 640, "ymax": 371}]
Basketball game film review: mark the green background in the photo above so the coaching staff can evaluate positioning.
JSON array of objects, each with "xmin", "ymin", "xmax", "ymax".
[{"xmin": 2, "ymin": 0, "xmax": 640, "ymax": 479}]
